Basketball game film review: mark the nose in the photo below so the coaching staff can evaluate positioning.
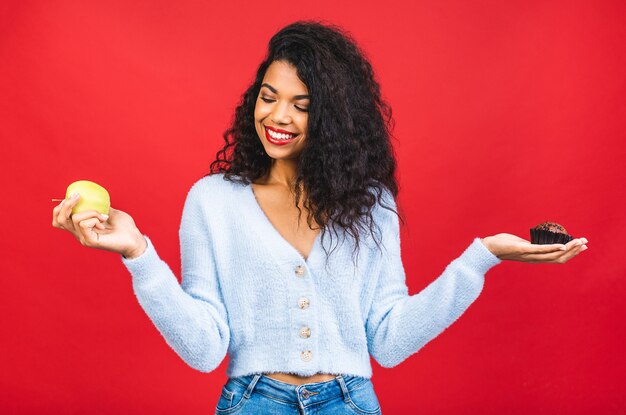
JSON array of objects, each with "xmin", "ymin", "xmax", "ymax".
[{"xmin": 270, "ymin": 101, "xmax": 292, "ymax": 125}]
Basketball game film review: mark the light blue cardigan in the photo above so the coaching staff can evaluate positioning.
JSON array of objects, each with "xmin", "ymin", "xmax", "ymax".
[{"xmin": 121, "ymin": 173, "xmax": 501, "ymax": 378}]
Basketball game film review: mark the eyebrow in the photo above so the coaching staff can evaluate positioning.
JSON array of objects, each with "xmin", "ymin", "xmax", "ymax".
[{"xmin": 261, "ymin": 83, "xmax": 310, "ymax": 100}]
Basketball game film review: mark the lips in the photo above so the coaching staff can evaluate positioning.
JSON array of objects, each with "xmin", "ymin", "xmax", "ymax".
[
  {"xmin": 264, "ymin": 125, "xmax": 299, "ymax": 146},
  {"xmin": 266, "ymin": 125, "xmax": 297, "ymax": 135}
]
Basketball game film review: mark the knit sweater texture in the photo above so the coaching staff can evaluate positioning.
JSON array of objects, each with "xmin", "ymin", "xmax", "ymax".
[{"xmin": 121, "ymin": 173, "xmax": 501, "ymax": 378}]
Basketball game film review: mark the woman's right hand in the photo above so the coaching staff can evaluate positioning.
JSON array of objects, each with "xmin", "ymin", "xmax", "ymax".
[{"xmin": 52, "ymin": 193, "xmax": 147, "ymax": 259}]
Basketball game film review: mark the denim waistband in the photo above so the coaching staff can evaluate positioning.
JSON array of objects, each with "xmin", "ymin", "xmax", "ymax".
[{"xmin": 230, "ymin": 374, "xmax": 370, "ymax": 405}]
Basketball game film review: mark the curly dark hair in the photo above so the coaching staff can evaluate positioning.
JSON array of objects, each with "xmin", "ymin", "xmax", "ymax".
[{"xmin": 208, "ymin": 20, "xmax": 404, "ymax": 264}]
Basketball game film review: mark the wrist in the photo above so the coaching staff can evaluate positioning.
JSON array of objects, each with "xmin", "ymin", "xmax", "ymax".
[
  {"xmin": 481, "ymin": 236, "xmax": 500, "ymax": 258},
  {"xmin": 123, "ymin": 231, "xmax": 147, "ymax": 259}
]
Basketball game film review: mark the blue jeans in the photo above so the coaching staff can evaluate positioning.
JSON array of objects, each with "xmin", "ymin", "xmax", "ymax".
[{"xmin": 215, "ymin": 374, "xmax": 382, "ymax": 414}]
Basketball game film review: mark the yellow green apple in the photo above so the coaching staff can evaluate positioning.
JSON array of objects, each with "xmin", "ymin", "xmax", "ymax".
[{"xmin": 65, "ymin": 180, "xmax": 110, "ymax": 216}]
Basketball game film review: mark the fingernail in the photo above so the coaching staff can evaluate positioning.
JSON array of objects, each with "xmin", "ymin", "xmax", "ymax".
[
  {"xmin": 581, "ymin": 238, "xmax": 588, "ymax": 244},
  {"xmin": 100, "ymin": 214, "xmax": 109, "ymax": 220},
  {"xmin": 71, "ymin": 192, "xmax": 80, "ymax": 199},
  {"xmin": 581, "ymin": 245, "xmax": 588, "ymax": 251},
  {"xmin": 560, "ymin": 245, "xmax": 567, "ymax": 250}
]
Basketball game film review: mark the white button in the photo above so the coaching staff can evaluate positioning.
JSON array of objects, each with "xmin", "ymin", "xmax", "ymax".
[
  {"xmin": 295, "ymin": 265, "xmax": 305, "ymax": 277},
  {"xmin": 299, "ymin": 326, "xmax": 311, "ymax": 338},
  {"xmin": 301, "ymin": 350, "xmax": 313, "ymax": 361},
  {"xmin": 298, "ymin": 297, "xmax": 310, "ymax": 309}
]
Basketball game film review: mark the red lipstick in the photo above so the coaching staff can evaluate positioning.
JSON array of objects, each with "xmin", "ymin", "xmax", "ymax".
[
  {"xmin": 264, "ymin": 125, "xmax": 299, "ymax": 146},
  {"xmin": 266, "ymin": 125, "xmax": 296, "ymax": 135}
]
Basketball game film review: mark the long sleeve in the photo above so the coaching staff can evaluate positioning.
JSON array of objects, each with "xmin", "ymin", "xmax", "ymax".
[
  {"xmin": 121, "ymin": 181, "xmax": 230, "ymax": 372},
  {"xmin": 365, "ymin": 194, "xmax": 501, "ymax": 368}
]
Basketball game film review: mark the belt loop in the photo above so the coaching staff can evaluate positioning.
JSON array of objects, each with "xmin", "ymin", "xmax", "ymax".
[
  {"xmin": 336, "ymin": 375, "xmax": 351, "ymax": 403},
  {"xmin": 244, "ymin": 375, "xmax": 261, "ymax": 399}
]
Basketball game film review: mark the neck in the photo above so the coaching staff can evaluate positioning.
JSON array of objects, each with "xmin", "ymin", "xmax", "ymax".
[{"xmin": 266, "ymin": 159, "xmax": 299, "ymax": 190}]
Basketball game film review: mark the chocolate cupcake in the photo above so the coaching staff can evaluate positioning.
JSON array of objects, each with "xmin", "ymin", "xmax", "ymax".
[{"xmin": 530, "ymin": 222, "xmax": 574, "ymax": 245}]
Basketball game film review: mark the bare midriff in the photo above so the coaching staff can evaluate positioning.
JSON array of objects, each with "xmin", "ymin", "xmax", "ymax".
[{"xmin": 264, "ymin": 373, "xmax": 337, "ymax": 385}]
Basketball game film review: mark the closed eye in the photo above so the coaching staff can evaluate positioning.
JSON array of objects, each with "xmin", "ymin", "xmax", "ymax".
[{"xmin": 260, "ymin": 97, "xmax": 308, "ymax": 112}]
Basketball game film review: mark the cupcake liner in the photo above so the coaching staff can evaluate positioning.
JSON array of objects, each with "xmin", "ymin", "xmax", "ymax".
[{"xmin": 530, "ymin": 228, "xmax": 574, "ymax": 245}]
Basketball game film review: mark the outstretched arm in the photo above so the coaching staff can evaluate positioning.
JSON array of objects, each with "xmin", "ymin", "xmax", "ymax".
[
  {"xmin": 365, "ymin": 193, "xmax": 587, "ymax": 368},
  {"xmin": 121, "ymin": 181, "xmax": 230, "ymax": 373},
  {"xmin": 366, "ymin": 229, "xmax": 499, "ymax": 367}
]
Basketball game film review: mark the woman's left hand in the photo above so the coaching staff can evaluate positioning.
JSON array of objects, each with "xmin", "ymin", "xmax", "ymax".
[{"xmin": 481, "ymin": 233, "xmax": 588, "ymax": 263}]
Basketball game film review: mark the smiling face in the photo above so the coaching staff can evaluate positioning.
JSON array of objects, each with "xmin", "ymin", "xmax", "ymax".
[{"xmin": 254, "ymin": 60, "xmax": 310, "ymax": 161}]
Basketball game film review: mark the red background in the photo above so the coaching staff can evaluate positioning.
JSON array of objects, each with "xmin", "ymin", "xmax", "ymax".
[{"xmin": 1, "ymin": 0, "xmax": 625, "ymax": 413}]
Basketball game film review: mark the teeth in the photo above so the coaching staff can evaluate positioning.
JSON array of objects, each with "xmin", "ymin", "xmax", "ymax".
[{"xmin": 267, "ymin": 128, "xmax": 296, "ymax": 140}]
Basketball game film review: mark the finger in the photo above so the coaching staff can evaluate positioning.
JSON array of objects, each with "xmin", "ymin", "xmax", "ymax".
[
  {"xmin": 525, "ymin": 243, "xmax": 586, "ymax": 263},
  {"xmin": 52, "ymin": 203, "xmax": 64, "ymax": 228},
  {"xmin": 61, "ymin": 193, "xmax": 80, "ymax": 229},
  {"xmin": 557, "ymin": 243, "xmax": 587, "ymax": 263},
  {"xmin": 75, "ymin": 211, "xmax": 109, "ymax": 228},
  {"xmin": 103, "ymin": 207, "xmax": 117, "ymax": 223},
  {"xmin": 54, "ymin": 197, "xmax": 77, "ymax": 231},
  {"xmin": 565, "ymin": 238, "xmax": 585, "ymax": 250},
  {"xmin": 524, "ymin": 249, "xmax": 569, "ymax": 263},
  {"xmin": 71, "ymin": 210, "xmax": 107, "ymax": 233},
  {"xmin": 76, "ymin": 217, "xmax": 102, "ymax": 246},
  {"xmin": 71, "ymin": 209, "xmax": 106, "ymax": 222},
  {"xmin": 524, "ymin": 243, "xmax": 567, "ymax": 255},
  {"xmin": 565, "ymin": 237, "xmax": 588, "ymax": 245}
]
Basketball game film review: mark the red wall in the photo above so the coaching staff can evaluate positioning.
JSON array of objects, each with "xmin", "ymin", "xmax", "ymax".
[{"xmin": 1, "ymin": 1, "xmax": 624, "ymax": 413}]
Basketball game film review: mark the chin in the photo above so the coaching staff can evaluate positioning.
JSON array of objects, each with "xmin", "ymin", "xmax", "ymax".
[
  {"xmin": 258, "ymin": 136, "xmax": 304, "ymax": 161},
  {"xmin": 264, "ymin": 148, "xmax": 302, "ymax": 161}
]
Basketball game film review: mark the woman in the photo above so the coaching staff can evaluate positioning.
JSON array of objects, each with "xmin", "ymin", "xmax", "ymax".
[{"xmin": 52, "ymin": 21, "xmax": 587, "ymax": 414}]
